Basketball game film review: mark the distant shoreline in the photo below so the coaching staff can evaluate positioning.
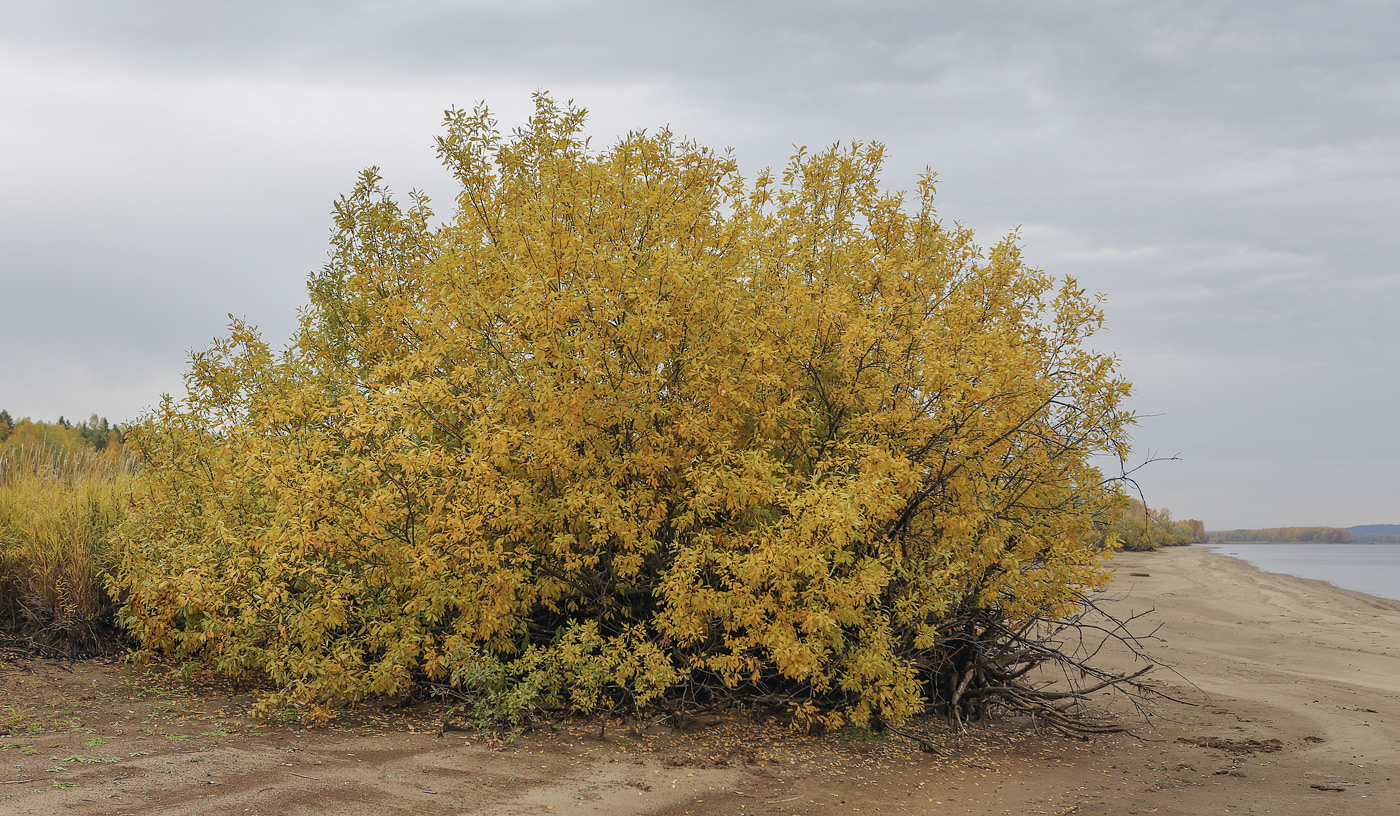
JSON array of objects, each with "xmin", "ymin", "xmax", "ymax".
[
  {"xmin": 1195, "ymin": 540, "xmax": 1400, "ymax": 603},
  {"xmin": 1205, "ymin": 524, "xmax": 1400, "ymax": 545}
]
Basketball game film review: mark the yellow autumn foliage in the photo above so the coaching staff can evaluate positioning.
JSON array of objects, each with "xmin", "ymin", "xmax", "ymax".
[{"xmin": 111, "ymin": 94, "xmax": 1133, "ymax": 726}]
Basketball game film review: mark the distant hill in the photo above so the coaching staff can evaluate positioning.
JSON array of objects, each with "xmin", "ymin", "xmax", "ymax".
[{"xmin": 1349, "ymin": 524, "xmax": 1400, "ymax": 536}]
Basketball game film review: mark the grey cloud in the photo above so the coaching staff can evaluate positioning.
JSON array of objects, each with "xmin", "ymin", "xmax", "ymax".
[{"xmin": 2, "ymin": 0, "xmax": 1396, "ymax": 527}]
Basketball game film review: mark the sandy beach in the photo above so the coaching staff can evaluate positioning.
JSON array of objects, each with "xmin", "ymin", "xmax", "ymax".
[{"xmin": 2, "ymin": 544, "xmax": 1399, "ymax": 815}]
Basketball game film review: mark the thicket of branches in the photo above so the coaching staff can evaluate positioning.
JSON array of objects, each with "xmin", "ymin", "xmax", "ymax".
[{"xmin": 112, "ymin": 95, "xmax": 1139, "ymax": 729}]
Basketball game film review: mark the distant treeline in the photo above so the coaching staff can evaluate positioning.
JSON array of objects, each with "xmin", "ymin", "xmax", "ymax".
[
  {"xmin": 1209, "ymin": 527, "xmax": 1353, "ymax": 543},
  {"xmin": 1354, "ymin": 533, "xmax": 1400, "ymax": 544},
  {"xmin": 1350, "ymin": 524, "xmax": 1400, "ymax": 543},
  {"xmin": 0, "ymin": 410, "xmax": 125, "ymax": 452},
  {"xmin": 1207, "ymin": 524, "xmax": 1400, "ymax": 544}
]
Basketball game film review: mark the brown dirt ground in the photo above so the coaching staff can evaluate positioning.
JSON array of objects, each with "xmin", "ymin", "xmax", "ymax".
[{"xmin": 3, "ymin": 545, "xmax": 1398, "ymax": 815}]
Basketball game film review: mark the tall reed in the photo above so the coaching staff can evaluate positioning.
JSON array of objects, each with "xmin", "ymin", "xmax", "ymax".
[{"xmin": 0, "ymin": 442, "xmax": 134, "ymax": 653}]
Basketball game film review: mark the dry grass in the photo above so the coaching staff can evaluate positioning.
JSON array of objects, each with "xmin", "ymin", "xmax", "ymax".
[{"xmin": 0, "ymin": 442, "xmax": 134, "ymax": 653}]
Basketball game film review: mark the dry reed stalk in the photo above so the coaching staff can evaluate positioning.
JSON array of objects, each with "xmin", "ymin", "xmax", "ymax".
[{"xmin": 0, "ymin": 442, "xmax": 134, "ymax": 653}]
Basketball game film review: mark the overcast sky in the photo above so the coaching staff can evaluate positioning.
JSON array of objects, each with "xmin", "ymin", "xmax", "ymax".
[{"xmin": 2, "ymin": 1, "xmax": 1396, "ymax": 529}]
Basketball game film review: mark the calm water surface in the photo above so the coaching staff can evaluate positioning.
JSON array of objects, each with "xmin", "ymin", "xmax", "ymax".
[{"xmin": 1202, "ymin": 542, "xmax": 1400, "ymax": 602}]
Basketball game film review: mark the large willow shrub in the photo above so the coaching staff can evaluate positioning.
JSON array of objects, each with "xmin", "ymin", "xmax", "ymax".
[{"xmin": 112, "ymin": 95, "xmax": 1133, "ymax": 725}]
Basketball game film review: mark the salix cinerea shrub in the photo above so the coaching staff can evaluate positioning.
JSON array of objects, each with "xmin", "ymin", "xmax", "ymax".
[{"xmin": 111, "ymin": 94, "xmax": 1134, "ymax": 726}]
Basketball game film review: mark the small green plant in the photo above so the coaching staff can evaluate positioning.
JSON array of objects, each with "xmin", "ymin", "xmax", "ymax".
[
  {"xmin": 52, "ymin": 781, "xmax": 76, "ymax": 789},
  {"xmin": 2, "ymin": 706, "xmax": 27, "ymax": 730},
  {"xmin": 839, "ymin": 727, "xmax": 886, "ymax": 744}
]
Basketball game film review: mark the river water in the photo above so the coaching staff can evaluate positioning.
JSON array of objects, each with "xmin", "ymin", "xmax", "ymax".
[{"xmin": 1201, "ymin": 542, "xmax": 1400, "ymax": 602}]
